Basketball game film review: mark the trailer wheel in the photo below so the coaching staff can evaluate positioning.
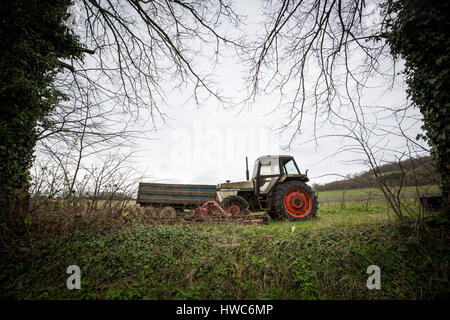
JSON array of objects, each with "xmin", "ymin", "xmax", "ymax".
[
  {"xmin": 159, "ymin": 206, "xmax": 177, "ymax": 219},
  {"xmin": 274, "ymin": 181, "xmax": 318, "ymax": 220},
  {"xmin": 221, "ymin": 196, "xmax": 249, "ymax": 216},
  {"xmin": 142, "ymin": 206, "xmax": 159, "ymax": 218}
]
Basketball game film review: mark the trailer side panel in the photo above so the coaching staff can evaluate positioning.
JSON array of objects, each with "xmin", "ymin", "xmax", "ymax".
[{"xmin": 137, "ymin": 182, "xmax": 217, "ymax": 208}]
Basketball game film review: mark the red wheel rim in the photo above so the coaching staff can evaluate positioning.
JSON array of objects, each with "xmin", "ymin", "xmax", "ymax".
[
  {"xmin": 228, "ymin": 204, "xmax": 242, "ymax": 216},
  {"xmin": 283, "ymin": 188, "xmax": 312, "ymax": 218}
]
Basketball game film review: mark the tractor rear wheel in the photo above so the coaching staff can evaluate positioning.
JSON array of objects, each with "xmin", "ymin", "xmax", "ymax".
[
  {"xmin": 274, "ymin": 181, "xmax": 318, "ymax": 220},
  {"xmin": 221, "ymin": 195, "xmax": 249, "ymax": 216}
]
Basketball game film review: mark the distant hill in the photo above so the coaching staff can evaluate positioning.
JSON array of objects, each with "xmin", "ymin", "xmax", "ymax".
[{"xmin": 313, "ymin": 156, "xmax": 439, "ymax": 192}]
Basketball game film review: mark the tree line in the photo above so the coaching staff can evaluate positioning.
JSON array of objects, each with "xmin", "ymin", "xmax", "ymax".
[{"xmin": 313, "ymin": 156, "xmax": 439, "ymax": 191}]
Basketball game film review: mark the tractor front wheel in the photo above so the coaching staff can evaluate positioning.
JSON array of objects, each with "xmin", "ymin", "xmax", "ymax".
[
  {"xmin": 221, "ymin": 195, "xmax": 249, "ymax": 217},
  {"xmin": 274, "ymin": 181, "xmax": 318, "ymax": 220}
]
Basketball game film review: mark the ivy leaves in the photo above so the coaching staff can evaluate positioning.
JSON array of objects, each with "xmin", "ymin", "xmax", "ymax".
[
  {"xmin": 0, "ymin": 0, "xmax": 82, "ymax": 221},
  {"xmin": 384, "ymin": 0, "xmax": 450, "ymax": 199}
]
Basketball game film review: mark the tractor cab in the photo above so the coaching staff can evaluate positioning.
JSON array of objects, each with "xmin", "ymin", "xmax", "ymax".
[
  {"xmin": 252, "ymin": 155, "xmax": 309, "ymax": 195},
  {"xmin": 216, "ymin": 155, "xmax": 317, "ymax": 221}
]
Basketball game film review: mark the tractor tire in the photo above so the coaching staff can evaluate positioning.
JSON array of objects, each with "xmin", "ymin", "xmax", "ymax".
[
  {"xmin": 273, "ymin": 181, "xmax": 318, "ymax": 221},
  {"xmin": 221, "ymin": 195, "xmax": 249, "ymax": 216}
]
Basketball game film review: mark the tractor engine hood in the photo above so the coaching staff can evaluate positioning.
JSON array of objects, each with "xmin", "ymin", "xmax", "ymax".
[{"xmin": 217, "ymin": 180, "xmax": 253, "ymax": 191}]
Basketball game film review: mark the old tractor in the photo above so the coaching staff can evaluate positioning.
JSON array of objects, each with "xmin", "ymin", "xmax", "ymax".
[
  {"xmin": 137, "ymin": 155, "xmax": 318, "ymax": 223},
  {"xmin": 217, "ymin": 155, "xmax": 318, "ymax": 221}
]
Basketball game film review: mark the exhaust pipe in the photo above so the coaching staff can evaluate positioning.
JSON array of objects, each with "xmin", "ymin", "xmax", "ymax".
[{"xmin": 246, "ymin": 156, "xmax": 249, "ymax": 181}]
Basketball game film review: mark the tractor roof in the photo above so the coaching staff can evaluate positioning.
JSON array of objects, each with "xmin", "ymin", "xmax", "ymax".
[{"xmin": 256, "ymin": 155, "xmax": 293, "ymax": 161}]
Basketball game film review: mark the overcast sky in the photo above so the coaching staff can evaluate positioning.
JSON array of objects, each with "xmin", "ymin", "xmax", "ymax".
[
  {"xmin": 56, "ymin": 0, "xmax": 426, "ymax": 188},
  {"xmin": 126, "ymin": 0, "xmax": 427, "ymax": 186}
]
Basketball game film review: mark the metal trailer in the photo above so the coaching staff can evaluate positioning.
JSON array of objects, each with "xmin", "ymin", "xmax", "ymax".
[
  {"xmin": 136, "ymin": 182, "xmax": 269, "ymax": 224},
  {"xmin": 136, "ymin": 182, "xmax": 217, "ymax": 209}
]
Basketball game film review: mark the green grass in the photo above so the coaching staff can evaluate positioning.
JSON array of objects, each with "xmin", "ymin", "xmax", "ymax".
[
  {"xmin": 317, "ymin": 184, "xmax": 440, "ymax": 201},
  {"xmin": 1, "ymin": 204, "xmax": 447, "ymax": 300}
]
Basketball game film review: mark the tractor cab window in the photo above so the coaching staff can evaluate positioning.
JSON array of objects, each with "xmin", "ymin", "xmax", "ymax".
[
  {"xmin": 259, "ymin": 158, "xmax": 280, "ymax": 176},
  {"xmin": 282, "ymin": 159, "xmax": 300, "ymax": 175},
  {"xmin": 255, "ymin": 157, "xmax": 281, "ymax": 194}
]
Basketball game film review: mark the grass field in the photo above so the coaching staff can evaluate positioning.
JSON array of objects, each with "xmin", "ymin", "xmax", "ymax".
[
  {"xmin": 1, "ymin": 201, "xmax": 448, "ymax": 300},
  {"xmin": 93, "ymin": 185, "xmax": 440, "ymax": 207},
  {"xmin": 317, "ymin": 185, "xmax": 440, "ymax": 202}
]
